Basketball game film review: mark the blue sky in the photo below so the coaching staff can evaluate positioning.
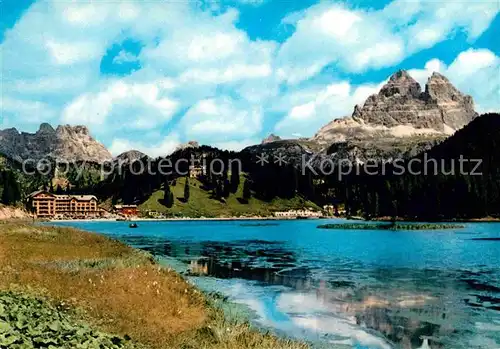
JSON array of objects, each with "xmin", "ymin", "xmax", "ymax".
[{"xmin": 1, "ymin": 0, "xmax": 499, "ymax": 157}]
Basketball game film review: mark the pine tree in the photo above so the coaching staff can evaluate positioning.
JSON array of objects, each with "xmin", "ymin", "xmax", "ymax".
[
  {"xmin": 243, "ymin": 179, "xmax": 251, "ymax": 201},
  {"xmin": 184, "ymin": 177, "xmax": 190, "ymax": 202},
  {"xmin": 164, "ymin": 180, "xmax": 174, "ymax": 208},
  {"xmin": 168, "ymin": 191, "xmax": 174, "ymax": 208},
  {"xmin": 215, "ymin": 179, "xmax": 223, "ymax": 200},
  {"xmin": 230, "ymin": 166, "xmax": 240, "ymax": 193},
  {"xmin": 1, "ymin": 171, "xmax": 20, "ymax": 205},
  {"xmin": 223, "ymin": 178, "xmax": 230, "ymax": 198}
]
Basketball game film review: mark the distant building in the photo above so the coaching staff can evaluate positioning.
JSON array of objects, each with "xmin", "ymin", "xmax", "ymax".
[
  {"xmin": 27, "ymin": 191, "xmax": 100, "ymax": 219},
  {"xmin": 323, "ymin": 202, "xmax": 345, "ymax": 216},
  {"xmin": 274, "ymin": 209, "xmax": 322, "ymax": 218},
  {"xmin": 323, "ymin": 205, "xmax": 337, "ymax": 216},
  {"xmin": 189, "ymin": 165, "xmax": 206, "ymax": 178},
  {"xmin": 114, "ymin": 204, "xmax": 138, "ymax": 217}
]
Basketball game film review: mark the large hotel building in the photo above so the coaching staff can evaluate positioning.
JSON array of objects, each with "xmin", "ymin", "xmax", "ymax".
[{"xmin": 27, "ymin": 190, "xmax": 101, "ymax": 219}]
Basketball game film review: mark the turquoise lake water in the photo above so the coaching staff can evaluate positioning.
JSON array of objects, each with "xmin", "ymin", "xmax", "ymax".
[{"xmin": 52, "ymin": 219, "xmax": 500, "ymax": 349}]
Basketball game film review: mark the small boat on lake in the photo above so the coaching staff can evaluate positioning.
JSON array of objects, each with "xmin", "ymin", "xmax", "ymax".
[{"xmin": 129, "ymin": 223, "xmax": 138, "ymax": 228}]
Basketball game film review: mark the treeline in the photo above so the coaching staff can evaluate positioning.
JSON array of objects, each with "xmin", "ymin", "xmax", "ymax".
[
  {"xmin": 90, "ymin": 146, "xmax": 244, "ymax": 205},
  {"xmin": 320, "ymin": 113, "xmax": 500, "ymax": 219},
  {"xmin": 0, "ymin": 170, "xmax": 21, "ymax": 205},
  {"xmin": 0, "ymin": 156, "xmax": 48, "ymax": 205},
  {"xmin": 91, "ymin": 144, "xmax": 317, "ymax": 205}
]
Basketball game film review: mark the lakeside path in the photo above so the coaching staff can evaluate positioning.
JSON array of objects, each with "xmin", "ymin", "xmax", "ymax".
[{"xmin": 0, "ymin": 221, "xmax": 308, "ymax": 349}]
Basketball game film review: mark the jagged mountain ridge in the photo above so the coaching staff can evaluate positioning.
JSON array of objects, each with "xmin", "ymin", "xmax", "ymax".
[
  {"xmin": 353, "ymin": 71, "xmax": 476, "ymax": 130},
  {"xmin": 0, "ymin": 123, "xmax": 112, "ymax": 163},
  {"xmin": 246, "ymin": 70, "xmax": 478, "ymax": 164},
  {"xmin": 314, "ymin": 70, "xmax": 477, "ymax": 145}
]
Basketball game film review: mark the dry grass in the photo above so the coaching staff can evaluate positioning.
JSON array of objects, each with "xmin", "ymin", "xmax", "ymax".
[{"xmin": 0, "ymin": 221, "xmax": 308, "ymax": 349}]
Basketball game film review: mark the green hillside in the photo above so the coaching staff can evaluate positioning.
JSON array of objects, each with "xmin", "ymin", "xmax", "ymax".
[{"xmin": 139, "ymin": 177, "xmax": 320, "ymax": 218}]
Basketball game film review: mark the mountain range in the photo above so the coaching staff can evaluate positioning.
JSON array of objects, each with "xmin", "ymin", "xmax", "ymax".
[
  {"xmin": 0, "ymin": 123, "xmax": 112, "ymax": 163},
  {"xmin": 0, "ymin": 70, "xmax": 483, "ymax": 166}
]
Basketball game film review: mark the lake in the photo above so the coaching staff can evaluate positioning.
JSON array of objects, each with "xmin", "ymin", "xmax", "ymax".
[{"xmin": 52, "ymin": 219, "xmax": 500, "ymax": 349}]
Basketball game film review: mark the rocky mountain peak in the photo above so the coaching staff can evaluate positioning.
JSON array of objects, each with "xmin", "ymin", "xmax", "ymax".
[
  {"xmin": 115, "ymin": 150, "xmax": 148, "ymax": 164},
  {"xmin": 379, "ymin": 70, "xmax": 422, "ymax": 98},
  {"xmin": 38, "ymin": 123, "xmax": 55, "ymax": 134},
  {"xmin": 425, "ymin": 72, "xmax": 463, "ymax": 101},
  {"xmin": 175, "ymin": 141, "xmax": 200, "ymax": 152},
  {"xmin": 55, "ymin": 125, "xmax": 89, "ymax": 136},
  {"xmin": 352, "ymin": 71, "xmax": 476, "ymax": 132},
  {"xmin": 0, "ymin": 123, "xmax": 112, "ymax": 163},
  {"xmin": 262, "ymin": 134, "xmax": 282, "ymax": 144}
]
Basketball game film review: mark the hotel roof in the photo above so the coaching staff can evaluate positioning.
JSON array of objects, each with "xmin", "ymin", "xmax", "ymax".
[{"xmin": 28, "ymin": 191, "xmax": 97, "ymax": 201}]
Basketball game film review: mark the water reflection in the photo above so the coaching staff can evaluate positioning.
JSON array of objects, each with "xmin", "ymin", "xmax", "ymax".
[{"xmin": 116, "ymin": 235, "xmax": 500, "ymax": 348}]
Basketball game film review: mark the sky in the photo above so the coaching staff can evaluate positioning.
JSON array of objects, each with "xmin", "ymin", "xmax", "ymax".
[{"xmin": 0, "ymin": 0, "xmax": 499, "ymax": 157}]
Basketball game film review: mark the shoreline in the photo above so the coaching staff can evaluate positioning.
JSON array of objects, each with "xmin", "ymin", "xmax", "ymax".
[
  {"xmin": 47, "ymin": 215, "xmax": 500, "ymax": 223},
  {"xmin": 0, "ymin": 221, "xmax": 309, "ymax": 349},
  {"xmin": 48, "ymin": 216, "xmax": 329, "ymax": 223},
  {"xmin": 374, "ymin": 216, "xmax": 500, "ymax": 223}
]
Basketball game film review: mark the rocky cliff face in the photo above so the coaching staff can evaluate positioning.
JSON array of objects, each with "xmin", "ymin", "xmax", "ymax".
[
  {"xmin": 245, "ymin": 70, "xmax": 477, "ymax": 165},
  {"xmin": 351, "ymin": 71, "xmax": 477, "ymax": 132},
  {"xmin": 0, "ymin": 123, "xmax": 113, "ymax": 163}
]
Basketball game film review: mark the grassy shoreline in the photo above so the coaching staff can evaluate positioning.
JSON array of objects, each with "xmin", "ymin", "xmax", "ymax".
[
  {"xmin": 372, "ymin": 215, "xmax": 500, "ymax": 222},
  {"xmin": 0, "ymin": 221, "xmax": 308, "ymax": 349},
  {"xmin": 318, "ymin": 222, "xmax": 466, "ymax": 230}
]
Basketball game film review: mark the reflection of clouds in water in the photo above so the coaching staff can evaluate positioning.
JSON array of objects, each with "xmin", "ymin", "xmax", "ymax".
[
  {"xmin": 277, "ymin": 292, "xmax": 392, "ymax": 349},
  {"xmin": 222, "ymin": 281, "xmax": 392, "ymax": 349},
  {"xmin": 470, "ymin": 321, "xmax": 500, "ymax": 348},
  {"xmin": 223, "ymin": 282, "xmax": 298, "ymax": 332},
  {"xmin": 468, "ymin": 335, "xmax": 499, "ymax": 348}
]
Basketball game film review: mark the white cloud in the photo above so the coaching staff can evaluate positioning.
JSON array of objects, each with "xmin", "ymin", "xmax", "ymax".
[
  {"xmin": 46, "ymin": 40, "xmax": 102, "ymax": 65},
  {"xmin": 274, "ymin": 81, "xmax": 383, "ymax": 137},
  {"xmin": 235, "ymin": 0, "xmax": 267, "ymax": 6},
  {"xmin": 61, "ymin": 3, "xmax": 109, "ymax": 25},
  {"xmin": 397, "ymin": 1, "xmax": 499, "ymax": 51},
  {"xmin": 0, "ymin": 97, "xmax": 57, "ymax": 126},
  {"xmin": 277, "ymin": 0, "xmax": 499, "ymax": 84},
  {"xmin": 62, "ymin": 80, "xmax": 178, "ymax": 129},
  {"xmin": 180, "ymin": 98, "xmax": 262, "ymax": 144},
  {"xmin": 408, "ymin": 49, "xmax": 500, "ymax": 114},
  {"xmin": 140, "ymin": 8, "xmax": 275, "ymax": 74},
  {"xmin": 212, "ymin": 138, "xmax": 261, "ymax": 151},
  {"xmin": 112, "ymin": 50, "xmax": 139, "ymax": 64},
  {"xmin": 6, "ymin": 76, "xmax": 89, "ymax": 95},
  {"xmin": 109, "ymin": 135, "xmax": 181, "ymax": 158},
  {"xmin": 179, "ymin": 63, "xmax": 272, "ymax": 85}
]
